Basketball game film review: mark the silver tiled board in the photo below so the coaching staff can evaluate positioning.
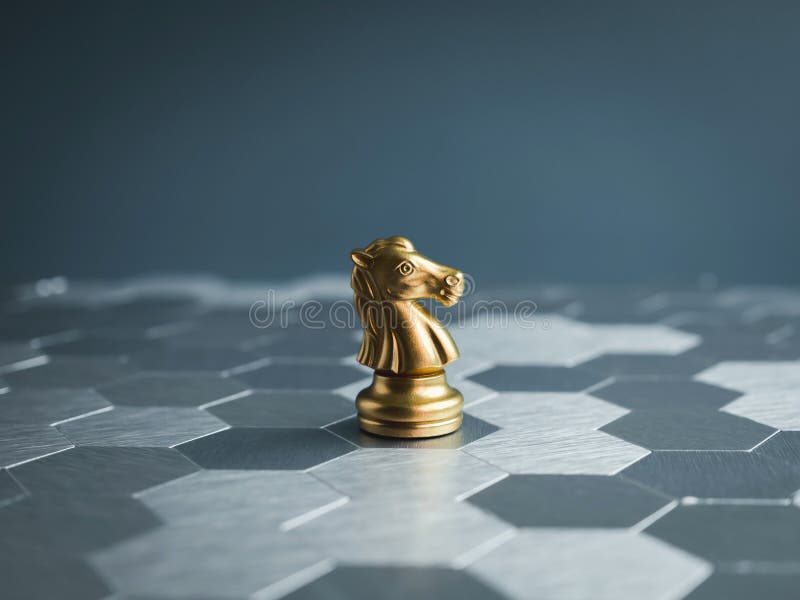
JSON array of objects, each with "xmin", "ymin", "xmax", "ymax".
[{"xmin": 2, "ymin": 275, "xmax": 800, "ymax": 600}]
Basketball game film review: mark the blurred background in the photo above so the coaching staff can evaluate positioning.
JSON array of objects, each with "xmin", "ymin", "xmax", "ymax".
[{"xmin": 2, "ymin": 0, "xmax": 799, "ymax": 287}]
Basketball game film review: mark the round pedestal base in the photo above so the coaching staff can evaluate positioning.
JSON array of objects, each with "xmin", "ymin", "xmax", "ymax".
[{"xmin": 356, "ymin": 371, "xmax": 463, "ymax": 438}]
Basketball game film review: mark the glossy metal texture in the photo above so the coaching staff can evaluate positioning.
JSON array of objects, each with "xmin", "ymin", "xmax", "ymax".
[{"xmin": 350, "ymin": 237, "xmax": 465, "ymax": 438}]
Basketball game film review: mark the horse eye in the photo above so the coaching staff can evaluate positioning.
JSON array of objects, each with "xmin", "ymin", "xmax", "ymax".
[{"xmin": 396, "ymin": 261, "xmax": 414, "ymax": 276}]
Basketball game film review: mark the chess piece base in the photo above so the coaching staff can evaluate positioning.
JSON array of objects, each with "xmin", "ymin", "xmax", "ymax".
[{"xmin": 356, "ymin": 370, "xmax": 463, "ymax": 438}]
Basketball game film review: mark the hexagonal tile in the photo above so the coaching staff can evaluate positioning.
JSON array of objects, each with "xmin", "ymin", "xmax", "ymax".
[
  {"xmin": 0, "ymin": 493, "xmax": 162, "ymax": 553},
  {"xmin": 0, "ymin": 342, "xmax": 46, "ymax": 373},
  {"xmin": 622, "ymin": 451, "xmax": 800, "ymax": 499},
  {"xmin": 592, "ymin": 380, "xmax": 741, "ymax": 411},
  {"xmin": 264, "ymin": 326, "xmax": 360, "ymax": 359},
  {"xmin": 722, "ymin": 393, "xmax": 800, "ymax": 431},
  {"xmin": 57, "ymin": 406, "xmax": 229, "ymax": 447},
  {"xmin": 176, "ymin": 427, "xmax": 356, "ymax": 470},
  {"xmin": 235, "ymin": 363, "xmax": 366, "ymax": 390},
  {"xmin": 601, "ymin": 410, "xmax": 775, "ymax": 451},
  {"xmin": 282, "ymin": 565, "xmax": 508, "ymax": 600},
  {"xmin": 0, "ymin": 421, "xmax": 73, "ymax": 468},
  {"xmin": 44, "ymin": 335, "xmax": 160, "ymax": 358},
  {"xmin": 577, "ymin": 353, "xmax": 718, "ymax": 378},
  {"xmin": 467, "ymin": 529, "xmax": 710, "ymax": 600},
  {"xmin": 646, "ymin": 505, "xmax": 800, "ymax": 564},
  {"xmin": 3, "ymin": 356, "xmax": 138, "ymax": 389},
  {"xmin": 0, "ymin": 389, "xmax": 110, "ymax": 425},
  {"xmin": 97, "ymin": 372, "xmax": 248, "ymax": 408},
  {"xmin": 468, "ymin": 474, "xmax": 672, "ymax": 528},
  {"xmin": 90, "ymin": 523, "xmax": 329, "ymax": 599},
  {"xmin": 10, "ymin": 446, "xmax": 199, "ymax": 496},
  {"xmin": 468, "ymin": 365, "xmax": 605, "ymax": 392},
  {"xmin": 130, "ymin": 346, "xmax": 265, "ymax": 373},
  {"xmin": 137, "ymin": 470, "xmax": 346, "ymax": 531},
  {"xmin": 291, "ymin": 498, "xmax": 512, "ymax": 566},
  {"xmin": 326, "ymin": 414, "xmax": 498, "ymax": 450},
  {"xmin": 310, "ymin": 449, "xmax": 506, "ymax": 503},
  {"xmin": 208, "ymin": 390, "xmax": 354, "ymax": 428}
]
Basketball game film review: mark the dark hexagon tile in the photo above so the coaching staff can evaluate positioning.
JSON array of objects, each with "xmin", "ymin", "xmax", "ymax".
[
  {"xmin": 235, "ymin": 363, "xmax": 366, "ymax": 390},
  {"xmin": 645, "ymin": 505, "xmax": 800, "ymax": 563},
  {"xmin": 753, "ymin": 431, "xmax": 800, "ymax": 466},
  {"xmin": 176, "ymin": 427, "xmax": 356, "ymax": 469},
  {"xmin": 327, "ymin": 413, "xmax": 499, "ymax": 450},
  {"xmin": 130, "ymin": 346, "xmax": 265, "ymax": 373},
  {"xmin": 0, "ymin": 342, "xmax": 45, "ymax": 372},
  {"xmin": 163, "ymin": 313, "xmax": 275, "ymax": 348},
  {"xmin": 283, "ymin": 565, "xmax": 508, "ymax": 600},
  {"xmin": 10, "ymin": 446, "xmax": 199, "ymax": 497},
  {"xmin": 684, "ymin": 573, "xmax": 800, "ymax": 600},
  {"xmin": 0, "ymin": 389, "xmax": 110, "ymax": 425},
  {"xmin": 468, "ymin": 365, "xmax": 605, "ymax": 392},
  {"xmin": 0, "ymin": 469, "xmax": 26, "ymax": 507},
  {"xmin": 3, "ymin": 356, "xmax": 139, "ymax": 389},
  {"xmin": 0, "ymin": 421, "xmax": 73, "ymax": 468},
  {"xmin": 208, "ymin": 390, "xmax": 354, "ymax": 428},
  {"xmin": 0, "ymin": 543, "xmax": 111, "ymax": 600},
  {"xmin": 592, "ymin": 380, "xmax": 741, "ymax": 411},
  {"xmin": 0, "ymin": 306, "xmax": 98, "ymax": 342},
  {"xmin": 44, "ymin": 335, "xmax": 160, "ymax": 358},
  {"xmin": 97, "ymin": 372, "xmax": 248, "ymax": 408},
  {"xmin": 601, "ymin": 410, "xmax": 775, "ymax": 451},
  {"xmin": 577, "ymin": 353, "xmax": 717, "ymax": 378},
  {"xmin": 467, "ymin": 474, "xmax": 671, "ymax": 528},
  {"xmin": 0, "ymin": 494, "xmax": 162, "ymax": 554},
  {"xmin": 622, "ymin": 451, "xmax": 800, "ymax": 499}
]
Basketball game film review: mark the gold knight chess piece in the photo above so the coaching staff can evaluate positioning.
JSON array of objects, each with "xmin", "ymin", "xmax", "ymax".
[{"xmin": 350, "ymin": 236, "xmax": 465, "ymax": 438}]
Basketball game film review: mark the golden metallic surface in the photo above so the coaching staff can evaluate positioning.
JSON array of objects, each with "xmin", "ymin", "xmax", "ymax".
[{"xmin": 350, "ymin": 237, "xmax": 465, "ymax": 438}]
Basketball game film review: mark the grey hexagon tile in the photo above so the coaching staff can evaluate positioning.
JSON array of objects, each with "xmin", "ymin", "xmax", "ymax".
[
  {"xmin": 45, "ymin": 335, "xmax": 160, "ymax": 358},
  {"xmin": 721, "ymin": 392, "xmax": 800, "ymax": 431},
  {"xmin": 326, "ymin": 414, "xmax": 498, "ymax": 450},
  {"xmin": 452, "ymin": 314, "xmax": 699, "ymax": 366},
  {"xmin": 696, "ymin": 360, "xmax": 800, "ymax": 395},
  {"xmin": 0, "ymin": 388, "xmax": 110, "ymax": 425},
  {"xmin": 131, "ymin": 346, "xmax": 265, "ymax": 373},
  {"xmin": 1, "ymin": 544, "xmax": 111, "ymax": 600},
  {"xmin": 235, "ymin": 363, "xmax": 366, "ymax": 390},
  {"xmin": 10, "ymin": 446, "xmax": 200, "ymax": 497},
  {"xmin": 601, "ymin": 410, "xmax": 776, "ymax": 451},
  {"xmin": 592, "ymin": 380, "xmax": 741, "ymax": 411},
  {"xmin": 310, "ymin": 449, "xmax": 507, "ymax": 503},
  {"xmin": 577, "ymin": 352, "xmax": 719, "ymax": 378},
  {"xmin": 0, "ymin": 342, "xmax": 46, "ymax": 373},
  {"xmin": 3, "ymin": 356, "xmax": 138, "ymax": 389},
  {"xmin": 0, "ymin": 493, "xmax": 162, "ymax": 554},
  {"xmin": 0, "ymin": 469, "xmax": 26, "ymax": 507},
  {"xmin": 281, "ymin": 565, "xmax": 508, "ymax": 600},
  {"xmin": 138, "ymin": 469, "xmax": 346, "ymax": 530},
  {"xmin": 622, "ymin": 451, "xmax": 800, "ymax": 499},
  {"xmin": 90, "ymin": 523, "xmax": 329, "ymax": 600},
  {"xmin": 684, "ymin": 573, "xmax": 800, "ymax": 600},
  {"xmin": 291, "ymin": 497, "xmax": 512, "ymax": 566},
  {"xmin": 57, "ymin": 407, "xmax": 229, "ymax": 447},
  {"xmin": 97, "ymin": 372, "xmax": 248, "ymax": 408},
  {"xmin": 754, "ymin": 431, "xmax": 800, "ymax": 469},
  {"xmin": 207, "ymin": 390, "xmax": 354, "ymax": 428},
  {"xmin": 467, "ymin": 529, "xmax": 711, "ymax": 600},
  {"xmin": 162, "ymin": 312, "xmax": 277, "ymax": 349},
  {"xmin": 263, "ymin": 326, "xmax": 360, "ymax": 358},
  {"xmin": 176, "ymin": 427, "xmax": 356, "ymax": 470},
  {"xmin": 645, "ymin": 505, "xmax": 800, "ymax": 565},
  {"xmin": 453, "ymin": 378, "xmax": 498, "ymax": 408},
  {"xmin": 0, "ymin": 421, "xmax": 73, "ymax": 467},
  {"xmin": 468, "ymin": 365, "xmax": 605, "ymax": 392},
  {"xmin": 468, "ymin": 474, "xmax": 672, "ymax": 528}
]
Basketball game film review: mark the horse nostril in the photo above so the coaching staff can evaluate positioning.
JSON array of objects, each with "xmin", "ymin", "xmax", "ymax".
[{"xmin": 445, "ymin": 274, "xmax": 460, "ymax": 287}]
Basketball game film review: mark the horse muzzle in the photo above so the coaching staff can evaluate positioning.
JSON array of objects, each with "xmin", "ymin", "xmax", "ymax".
[{"xmin": 439, "ymin": 272, "xmax": 465, "ymax": 305}]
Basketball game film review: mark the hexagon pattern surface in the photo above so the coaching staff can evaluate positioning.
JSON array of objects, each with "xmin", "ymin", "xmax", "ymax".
[{"xmin": 1, "ymin": 276, "xmax": 799, "ymax": 599}]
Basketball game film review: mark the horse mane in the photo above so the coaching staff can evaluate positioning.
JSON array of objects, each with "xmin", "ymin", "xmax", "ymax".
[{"xmin": 351, "ymin": 237, "xmax": 414, "ymax": 368}]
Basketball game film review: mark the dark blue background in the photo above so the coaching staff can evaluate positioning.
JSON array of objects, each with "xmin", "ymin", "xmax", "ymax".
[{"xmin": 3, "ymin": 1, "xmax": 799, "ymax": 285}]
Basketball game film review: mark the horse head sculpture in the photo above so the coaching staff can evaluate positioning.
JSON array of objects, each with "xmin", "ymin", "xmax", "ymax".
[{"xmin": 350, "ymin": 236, "xmax": 464, "ymax": 375}]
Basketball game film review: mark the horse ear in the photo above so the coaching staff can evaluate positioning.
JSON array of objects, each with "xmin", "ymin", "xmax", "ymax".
[{"xmin": 351, "ymin": 250, "xmax": 374, "ymax": 269}]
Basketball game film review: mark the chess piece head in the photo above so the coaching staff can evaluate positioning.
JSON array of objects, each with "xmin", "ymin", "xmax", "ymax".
[{"xmin": 350, "ymin": 236, "xmax": 465, "ymax": 307}]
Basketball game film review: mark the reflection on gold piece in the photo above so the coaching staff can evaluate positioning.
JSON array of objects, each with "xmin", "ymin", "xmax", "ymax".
[{"xmin": 350, "ymin": 237, "xmax": 465, "ymax": 438}]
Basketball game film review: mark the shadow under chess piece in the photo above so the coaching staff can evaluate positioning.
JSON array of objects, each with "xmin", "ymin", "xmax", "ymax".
[{"xmin": 350, "ymin": 236, "xmax": 465, "ymax": 438}]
